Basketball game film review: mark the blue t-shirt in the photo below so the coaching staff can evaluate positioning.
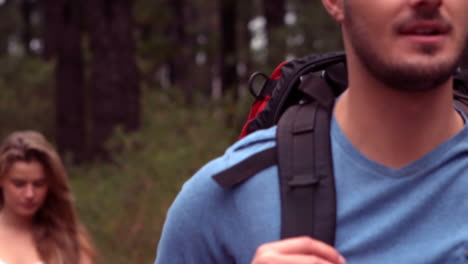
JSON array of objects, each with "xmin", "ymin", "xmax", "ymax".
[{"xmin": 155, "ymin": 112, "xmax": 468, "ymax": 264}]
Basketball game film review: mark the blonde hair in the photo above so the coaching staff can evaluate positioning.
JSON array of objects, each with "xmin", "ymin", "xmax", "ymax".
[{"xmin": 0, "ymin": 131, "xmax": 96, "ymax": 264}]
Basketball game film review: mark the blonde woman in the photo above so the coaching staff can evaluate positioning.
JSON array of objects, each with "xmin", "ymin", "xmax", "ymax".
[{"xmin": 0, "ymin": 131, "xmax": 96, "ymax": 264}]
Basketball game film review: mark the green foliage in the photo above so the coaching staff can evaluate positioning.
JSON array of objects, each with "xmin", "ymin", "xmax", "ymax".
[
  {"xmin": 0, "ymin": 55, "xmax": 54, "ymax": 140},
  {"xmin": 0, "ymin": 1, "xmax": 346, "ymax": 263},
  {"xmin": 288, "ymin": 0, "xmax": 343, "ymax": 57},
  {"xmin": 69, "ymin": 87, "xmax": 246, "ymax": 263}
]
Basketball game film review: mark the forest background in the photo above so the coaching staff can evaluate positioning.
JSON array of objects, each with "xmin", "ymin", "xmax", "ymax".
[{"xmin": 1, "ymin": 0, "xmax": 467, "ymax": 263}]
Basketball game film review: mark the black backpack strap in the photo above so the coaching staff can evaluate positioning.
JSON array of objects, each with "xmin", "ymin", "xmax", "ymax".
[
  {"xmin": 213, "ymin": 73, "xmax": 338, "ymax": 244},
  {"xmin": 212, "ymin": 146, "xmax": 277, "ymax": 188},
  {"xmin": 454, "ymin": 90, "xmax": 468, "ymax": 116},
  {"xmin": 453, "ymin": 69, "xmax": 468, "ymax": 114},
  {"xmin": 277, "ymin": 73, "xmax": 336, "ymax": 244}
]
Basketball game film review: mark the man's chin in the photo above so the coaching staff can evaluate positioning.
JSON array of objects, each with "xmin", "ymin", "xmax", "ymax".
[
  {"xmin": 401, "ymin": 56, "xmax": 455, "ymax": 71},
  {"xmin": 371, "ymin": 61, "xmax": 456, "ymax": 92}
]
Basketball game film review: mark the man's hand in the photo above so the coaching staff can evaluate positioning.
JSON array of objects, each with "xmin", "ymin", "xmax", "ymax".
[{"xmin": 251, "ymin": 236, "xmax": 347, "ymax": 264}]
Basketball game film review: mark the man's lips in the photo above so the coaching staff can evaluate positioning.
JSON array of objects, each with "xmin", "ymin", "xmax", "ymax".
[
  {"xmin": 398, "ymin": 20, "xmax": 452, "ymax": 36},
  {"xmin": 396, "ymin": 20, "xmax": 452, "ymax": 45}
]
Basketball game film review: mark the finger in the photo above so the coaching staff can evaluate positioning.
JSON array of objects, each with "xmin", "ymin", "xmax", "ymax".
[
  {"xmin": 252, "ymin": 253, "xmax": 336, "ymax": 264},
  {"xmin": 258, "ymin": 236, "xmax": 346, "ymax": 264}
]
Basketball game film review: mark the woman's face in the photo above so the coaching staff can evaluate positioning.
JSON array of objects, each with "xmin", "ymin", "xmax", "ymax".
[{"xmin": 1, "ymin": 160, "xmax": 49, "ymax": 218}]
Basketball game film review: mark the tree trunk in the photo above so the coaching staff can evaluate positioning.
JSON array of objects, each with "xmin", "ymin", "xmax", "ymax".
[
  {"xmin": 220, "ymin": 0, "xmax": 238, "ymax": 100},
  {"xmin": 263, "ymin": 0, "xmax": 286, "ymax": 66},
  {"xmin": 20, "ymin": 0, "xmax": 33, "ymax": 54},
  {"xmin": 42, "ymin": 0, "xmax": 86, "ymax": 163},
  {"xmin": 238, "ymin": 0, "xmax": 254, "ymax": 95},
  {"xmin": 169, "ymin": 0, "xmax": 193, "ymax": 104},
  {"xmin": 85, "ymin": 0, "xmax": 140, "ymax": 160},
  {"xmin": 0, "ymin": 0, "xmax": 15, "ymax": 55}
]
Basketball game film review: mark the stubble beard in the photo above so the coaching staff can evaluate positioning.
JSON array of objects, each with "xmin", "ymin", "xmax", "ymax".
[{"xmin": 343, "ymin": 5, "xmax": 462, "ymax": 92}]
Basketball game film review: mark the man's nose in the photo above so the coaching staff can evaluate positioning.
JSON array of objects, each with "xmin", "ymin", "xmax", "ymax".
[{"xmin": 410, "ymin": 0, "xmax": 443, "ymax": 12}]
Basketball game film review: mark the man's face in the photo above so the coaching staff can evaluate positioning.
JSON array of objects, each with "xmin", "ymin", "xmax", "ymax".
[{"xmin": 341, "ymin": 0, "xmax": 468, "ymax": 91}]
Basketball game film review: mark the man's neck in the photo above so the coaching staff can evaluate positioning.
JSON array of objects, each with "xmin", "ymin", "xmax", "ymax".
[{"xmin": 334, "ymin": 71, "xmax": 464, "ymax": 169}]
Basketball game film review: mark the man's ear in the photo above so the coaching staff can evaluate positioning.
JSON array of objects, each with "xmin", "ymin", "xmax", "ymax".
[{"xmin": 321, "ymin": 0, "xmax": 345, "ymax": 22}]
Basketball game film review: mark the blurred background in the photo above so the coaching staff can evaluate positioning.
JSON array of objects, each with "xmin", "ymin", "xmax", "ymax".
[{"xmin": 0, "ymin": 0, "xmax": 466, "ymax": 263}]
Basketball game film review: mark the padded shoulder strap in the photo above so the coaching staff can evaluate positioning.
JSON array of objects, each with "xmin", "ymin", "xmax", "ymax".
[
  {"xmin": 277, "ymin": 74, "xmax": 336, "ymax": 245},
  {"xmin": 213, "ymin": 73, "xmax": 338, "ymax": 245},
  {"xmin": 454, "ymin": 90, "xmax": 468, "ymax": 116},
  {"xmin": 212, "ymin": 146, "xmax": 277, "ymax": 188}
]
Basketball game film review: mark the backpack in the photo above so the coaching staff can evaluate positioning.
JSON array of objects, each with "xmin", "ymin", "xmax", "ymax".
[{"xmin": 212, "ymin": 51, "xmax": 468, "ymax": 245}]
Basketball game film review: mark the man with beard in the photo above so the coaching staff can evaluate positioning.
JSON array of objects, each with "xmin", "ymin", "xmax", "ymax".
[{"xmin": 155, "ymin": 0, "xmax": 468, "ymax": 263}]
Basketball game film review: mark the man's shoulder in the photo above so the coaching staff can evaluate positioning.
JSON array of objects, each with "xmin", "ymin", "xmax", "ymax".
[
  {"xmin": 156, "ymin": 126, "xmax": 281, "ymax": 264},
  {"xmin": 171, "ymin": 126, "xmax": 278, "ymax": 212},
  {"xmin": 157, "ymin": 126, "xmax": 280, "ymax": 243},
  {"xmin": 191, "ymin": 126, "xmax": 278, "ymax": 184}
]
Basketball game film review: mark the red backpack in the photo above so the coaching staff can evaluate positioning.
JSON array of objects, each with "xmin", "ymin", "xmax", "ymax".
[{"xmin": 213, "ymin": 51, "xmax": 468, "ymax": 245}]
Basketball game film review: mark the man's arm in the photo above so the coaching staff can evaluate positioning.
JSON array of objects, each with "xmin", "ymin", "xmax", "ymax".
[
  {"xmin": 154, "ymin": 161, "xmax": 232, "ymax": 264},
  {"xmin": 155, "ymin": 188, "xmax": 217, "ymax": 263}
]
